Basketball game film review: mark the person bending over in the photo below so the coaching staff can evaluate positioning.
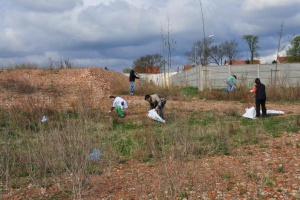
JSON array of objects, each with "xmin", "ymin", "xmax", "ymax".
[
  {"xmin": 226, "ymin": 75, "xmax": 237, "ymax": 92},
  {"xmin": 145, "ymin": 94, "xmax": 167, "ymax": 119},
  {"xmin": 108, "ymin": 96, "xmax": 128, "ymax": 118}
]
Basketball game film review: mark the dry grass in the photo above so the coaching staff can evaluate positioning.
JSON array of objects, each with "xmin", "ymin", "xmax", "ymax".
[{"xmin": 1, "ymin": 67, "xmax": 300, "ymax": 199}]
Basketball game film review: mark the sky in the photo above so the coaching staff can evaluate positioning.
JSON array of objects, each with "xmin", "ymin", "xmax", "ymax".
[{"xmin": 1, "ymin": 0, "xmax": 299, "ymax": 72}]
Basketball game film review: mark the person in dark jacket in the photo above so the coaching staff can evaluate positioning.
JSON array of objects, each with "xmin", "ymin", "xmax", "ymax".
[
  {"xmin": 129, "ymin": 69, "xmax": 139, "ymax": 95},
  {"xmin": 250, "ymin": 78, "xmax": 267, "ymax": 118}
]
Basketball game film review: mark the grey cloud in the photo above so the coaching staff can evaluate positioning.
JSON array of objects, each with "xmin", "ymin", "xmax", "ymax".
[
  {"xmin": 0, "ymin": 0, "xmax": 299, "ymax": 70},
  {"xmin": 11, "ymin": 0, "xmax": 83, "ymax": 12}
]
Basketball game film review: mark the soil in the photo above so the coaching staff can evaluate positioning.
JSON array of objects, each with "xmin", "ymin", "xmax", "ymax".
[{"xmin": 1, "ymin": 67, "xmax": 300, "ymax": 199}]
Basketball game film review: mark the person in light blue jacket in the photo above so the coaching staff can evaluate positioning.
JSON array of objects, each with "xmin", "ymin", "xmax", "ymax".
[{"xmin": 225, "ymin": 75, "xmax": 237, "ymax": 92}]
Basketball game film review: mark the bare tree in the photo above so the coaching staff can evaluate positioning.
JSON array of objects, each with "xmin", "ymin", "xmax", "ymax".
[
  {"xmin": 159, "ymin": 25, "xmax": 169, "ymax": 87},
  {"xmin": 185, "ymin": 40, "xmax": 204, "ymax": 65},
  {"xmin": 274, "ymin": 21, "xmax": 286, "ymax": 86},
  {"xmin": 64, "ymin": 59, "xmax": 72, "ymax": 69},
  {"xmin": 185, "ymin": 38, "xmax": 214, "ymax": 65},
  {"xmin": 163, "ymin": 16, "xmax": 176, "ymax": 87},
  {"xmin": 208, "ymin": 42, "xmax": 226, "ymax": 65},
  {"xmin": 198, "ymin": 0, "xmax": 208, "ymax": 65},
  {"xmin": 223, "ymin": 39, "xmax": 240, "ymax": 64}
]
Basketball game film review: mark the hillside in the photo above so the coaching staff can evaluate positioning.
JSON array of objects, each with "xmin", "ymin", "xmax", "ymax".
[{"xmin": 0, "ymin": 67, "xmax": 131, "ymax": 112}]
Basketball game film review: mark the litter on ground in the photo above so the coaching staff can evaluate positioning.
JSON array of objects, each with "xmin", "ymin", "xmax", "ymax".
[
  {"xmin": 41, "ymin": 116, "xmax": 49, "ymax": 122},
  {"xmin": 88, "ymin": 148, "xmax": 101, "ymax": 161},
  {"xmin": 147, "ymin": 109, "xmax": 165, "ymax": 123},
  {"xmin": 242, "ymin": 107, "xmax": 284, "ymax": 119}
]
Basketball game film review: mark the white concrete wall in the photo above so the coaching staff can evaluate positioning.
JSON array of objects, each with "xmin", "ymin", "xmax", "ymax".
[
  {"xmin": 124, "ymin": 72, "xmax": 178, "ymax": 87},
  {"xmin": 172, "ymin": 63, "xmax": 300, "ymax": 90}
]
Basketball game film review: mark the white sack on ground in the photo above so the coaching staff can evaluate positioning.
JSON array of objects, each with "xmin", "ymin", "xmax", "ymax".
[
  {"xmin": 267, "ymin": 110, "xmax": 284, "ymax": 115},
  {"xmin": 148, "ymin": 109, "xmax": 165, "ymax": 123},
  {"xmin": 242, "ymin": 107, "xmax": 256, "ymax": 119},
  {"xmin": 242, "ymin": 107, "xmax": 284, "ymax": 119}
]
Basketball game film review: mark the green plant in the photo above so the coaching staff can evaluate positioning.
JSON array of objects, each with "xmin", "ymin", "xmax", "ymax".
[
  {"xmin": 277, "ymin": 164, "xmax": 284, "ymax": 173},
  {"xmin": 179, "ymin": 190, "xmax": 188, "ymax": 199},
  {"xmin": 262, "ymin": 176, "xmax": 274, "ymax": 187},
  {"xmin": 227, "ymin": 181, "xmax": 235, "ymax": 191},
  {"xmin": 222, "ymin": 173, "xmax": 230, "ymax": 179},
  {"xmin": 180, "ymin": 86, "xmax": 198, "ymax": 96}
]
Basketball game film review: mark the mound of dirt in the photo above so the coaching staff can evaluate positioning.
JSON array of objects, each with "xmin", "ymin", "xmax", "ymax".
[{"xmin": 0, "ymin": 67, "xmax": 130, "ymax": 112}]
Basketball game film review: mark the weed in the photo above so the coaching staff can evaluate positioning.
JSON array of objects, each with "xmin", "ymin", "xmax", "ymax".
[
  {"xmin": 85, "ymin": 163, "xmax": 102, "ymax": 175},
  {"xmin": 277, "ymin": 164, "xmax": 284, "ymax": 173},
  {"xmin": 259, "ymin": 144, "xmax": 268, "ymax": 148},
  {"xmin": 239, "ymin": 188, "xmax": 247, "ymax": 195},
  {"xmin": 179, "ymin": 190, "xmax": 188, "ymax": 199},
  {"xmin": 116, "ymin": 137, "xmax": 134, "ymax": 156},
  {"xmin": 262, "ymin": 176, "xmax": 274, "ymax": 187},
  {"xmin": 180, "ymin": 86, "xmax": 198, "ymax": 97},
  {"xmin": 17, "ymin": 171, "xmax": 29, "ymax": 177},
  {"xmin": 222, "ymin": 173, "xmax": 230, "ymax": 179},
  {"xmin": 275, "ymin": 146, "xmax": 282, "ymax": 150},
  {"xmin": 227, "ymin": 181, "xmax": 235, "ymax": 191}
]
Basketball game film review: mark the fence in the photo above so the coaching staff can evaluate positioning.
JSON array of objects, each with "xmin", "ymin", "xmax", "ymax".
[
  {"xmin": 124, "ymin": 72, "xmax": 177, "ymax": 87},
  {"xmin": 171, "ymin": 63, "xmax": 300, "ymax": 90}
]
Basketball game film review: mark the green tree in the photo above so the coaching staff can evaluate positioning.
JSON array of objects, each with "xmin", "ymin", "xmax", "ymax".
[
  {"xmin": 122, "ymin": 67, "xmax": 131, "ymax": 73},
  {"xmin": 243, "ymin": 35, "xmax": 261, "ymax": 64},
  {"xmin": 286, "ymin": 35, "xmax": 300, "ymax": 56},
  {"xmin": 132, "ymin": 54, "xmax": 164, "ymax": 73}
]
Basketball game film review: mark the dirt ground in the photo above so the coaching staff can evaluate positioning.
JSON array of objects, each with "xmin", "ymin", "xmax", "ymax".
[{"xmin": 1, "ymin": 67, "xmax": 300, "ymax": 199}]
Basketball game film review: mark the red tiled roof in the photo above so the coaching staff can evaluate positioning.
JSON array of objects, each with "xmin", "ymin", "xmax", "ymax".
[
  {"xmin": 183, "ymin": 65, "xmax": 194, "ymax": 71},
  {"xmin": 226, "ymin": 60, "xmax": 260, "ymax": 65},
  {"xmin": 144, "ymin": 66, "xmax": 160, "ymax": 74}
]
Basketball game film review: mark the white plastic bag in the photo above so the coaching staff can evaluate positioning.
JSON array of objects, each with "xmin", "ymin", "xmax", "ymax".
[
  {"xmin": 147, "ymin": 109, "xmax": 165, "ymax": 123},
  {"xmin": 242, "ymin": 107, "xmax": 256, "ymax": 119},
  {"xmin": 41, "ymin": 116, "xmax": 49, "ymax": 122},
  {"xmin": 267, "ymin": 110, "xmax": 284, "ymax": 115},
  {"xmin": 242, "ymin": 107, "xmax": 284, "ymax": 119}
]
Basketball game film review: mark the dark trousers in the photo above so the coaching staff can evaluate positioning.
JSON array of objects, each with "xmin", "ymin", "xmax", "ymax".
[
  {"xmin": 152, "ymin": 100, "xmax": 167, "ymax": 119},
  {"xmin": 158, "ymin": 100, "xmax": 166, "ymax": 119},
  {"xmin": 255, "ymin": 99, "xmax": 266, "ymax": 117}
]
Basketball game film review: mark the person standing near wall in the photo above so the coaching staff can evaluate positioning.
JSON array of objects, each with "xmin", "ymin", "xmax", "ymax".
[
  {"xmin": 108, "ymin": 96, "xmax": 128, "ymax": 118},
  {"xmin": 144, "ymin": 94, "xmax": 167, "ymax": 119},
  {"xmin": 250, "ymin": 78, "xmax": 267, "ymax": 118},
  {"xmin": 129, "ymin": 69, "xmax": 139, "ymax": 95},
  {"xmin": 225, "ymin": 75, "xmax": 237, "ymax": 92}
]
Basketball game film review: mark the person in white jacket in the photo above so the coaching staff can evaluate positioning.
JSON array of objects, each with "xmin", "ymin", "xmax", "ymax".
[{"xmin": 108, "ymin": 96, "xmax": 128, "ymax": 117}]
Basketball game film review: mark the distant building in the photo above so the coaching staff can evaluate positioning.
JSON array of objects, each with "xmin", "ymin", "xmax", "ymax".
[
  {"xmin": 144, "ymin": 66, "xmax": 160, "ymax": 74},
  {"xmin": 226, "ymin": 60, "xmax": 260, "ymax": 65},
  {"xmin": 183, "ymin": 65, "xmax": 194, "ymax": 71}
]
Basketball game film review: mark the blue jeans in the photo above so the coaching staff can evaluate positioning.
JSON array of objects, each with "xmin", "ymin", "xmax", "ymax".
[
  {"xmin": 226, "ymin": 81, "xmax": 235, "ymax": 92},
  {"xmin": 130, "ymin": 81, "xmax": 135, "ymax": 94}
]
